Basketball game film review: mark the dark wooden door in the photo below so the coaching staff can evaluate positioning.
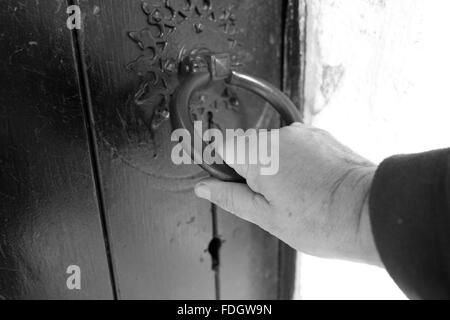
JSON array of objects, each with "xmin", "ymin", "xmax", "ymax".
[
  {"xmin": 0, "ymin": 0, "xmax": 114, "ymax": 299},
  {"xmin": 1, "ymin": 0, "xmax": 300, "ymax": 300}
]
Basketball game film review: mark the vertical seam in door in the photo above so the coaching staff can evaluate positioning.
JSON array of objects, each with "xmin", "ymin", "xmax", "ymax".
[
  {"xmin": 208, "ymin": 108, "xmax": 221, "ymax": 300},
  {"xmin": 67, "ymin": 0, "xmax": 119, "ymax": 300},
  {"xmin": 211, "ymin": 204, "xmax": 221, "ymax": 300},
  {"xmin": 276, "ymin": 0, "xmax": 290, "ymax": 300},
  {"xmin": 278, "ymin": 0, "xmax": 290, "ymax": 300}
]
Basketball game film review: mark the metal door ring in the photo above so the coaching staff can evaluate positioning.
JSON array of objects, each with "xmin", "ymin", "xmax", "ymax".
[{"xmin": 171, "ymin": 53, "xmax": 302, "ymax": 182}]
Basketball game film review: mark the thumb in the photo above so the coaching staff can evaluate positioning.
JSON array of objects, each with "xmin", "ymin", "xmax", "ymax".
[{"xmin": 194, "ymin": 179, "xmax": 271, "ymax": 225}]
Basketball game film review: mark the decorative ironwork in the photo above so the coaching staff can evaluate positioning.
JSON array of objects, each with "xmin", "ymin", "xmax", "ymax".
[
  {"xmin": 117, "ymin": 0, "xmax": 246, "ymax": 190},
  {"xmin": 127, "ymin": 0, "xmax": 244, "ymax": 138}
]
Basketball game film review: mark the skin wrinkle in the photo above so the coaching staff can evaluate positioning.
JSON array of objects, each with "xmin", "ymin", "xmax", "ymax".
[
  {"xmin": 328, "ymin": 167, "xmax": 358, "ymax": 206},
  {"xmin": 356, "ymin": 174, "xmax": 372, "ymax": 228},
  {"xmin": 327, "ymin": 166, "xmax": 375, "ymax": 255}
]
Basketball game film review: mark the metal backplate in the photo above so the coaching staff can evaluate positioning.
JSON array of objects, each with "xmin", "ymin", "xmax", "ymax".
[{"xmin": 104, "ymin": 0, "xmax": 280, "ymax": 191}]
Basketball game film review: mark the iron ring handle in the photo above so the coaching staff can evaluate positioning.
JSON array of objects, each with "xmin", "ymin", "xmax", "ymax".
[{"xmin": 170, "ymin": 70, "xmax": 302, "ymax": 183}]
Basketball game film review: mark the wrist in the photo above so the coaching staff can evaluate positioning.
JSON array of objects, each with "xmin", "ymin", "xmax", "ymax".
[
  {"xmin": 353, "ymin": 168, "xmax": 383, "ymax": 267},
  {"xmin": 327, "ymin": 165, "xmax": 383, "ymax": 267}
]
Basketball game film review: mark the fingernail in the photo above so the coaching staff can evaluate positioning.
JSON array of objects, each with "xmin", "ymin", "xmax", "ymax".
[{"xmin": 195, "ymin": 183, "xmax": 211, "ymax": 201}]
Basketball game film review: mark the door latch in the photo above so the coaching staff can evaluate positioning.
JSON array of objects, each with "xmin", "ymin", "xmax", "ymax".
[{"xmin": 171, "ymin": 52, "xmax": 302, "ymax": 182}]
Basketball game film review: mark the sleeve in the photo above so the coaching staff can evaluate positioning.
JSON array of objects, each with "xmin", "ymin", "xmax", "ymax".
[{"xmin": 369, "ymin": 148, "xmax": 450, "ymax": 300}]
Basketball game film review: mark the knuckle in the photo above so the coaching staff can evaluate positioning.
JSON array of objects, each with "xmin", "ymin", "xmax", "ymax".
[
  {"xmin": 310, "ymin": 127, "xmax": 331, "ymax": 138},
  {"xmin": 279, "ymin": 126, "xmax": 302, "ymax": 142},
  {"xmin": 279, "ymin": 126, "xmax": 295, "ymax": 136}
]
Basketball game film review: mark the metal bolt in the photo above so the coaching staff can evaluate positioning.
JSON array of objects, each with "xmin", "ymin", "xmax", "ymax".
[
  {"xmin": 152, "ymin": 9, "xmax": 162, "ymax": 22},
  {"xmin": 230, "ymin": 97, "xmax": 240, "ymax": 107},
  {"xmin": 160, "ymin": 110, "xmax": 170, "ymax": 120},
  {"xmin": 194, "ymin": 23, "xmax": 204, "ymax": 33}
]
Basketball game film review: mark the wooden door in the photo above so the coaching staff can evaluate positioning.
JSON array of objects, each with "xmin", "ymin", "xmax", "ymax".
[
  {"xmin": 1, "ymin": 0, "xmax": 301, "ymax": 300},
  {"xmin": 0, "ymin": 0, "xmax": 114, "ymax": 299}
]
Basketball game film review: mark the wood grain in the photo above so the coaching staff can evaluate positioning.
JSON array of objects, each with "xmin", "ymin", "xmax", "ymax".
[{"xmin": 0, "ymin": 0, "xmax": 113, "ymax": 300}]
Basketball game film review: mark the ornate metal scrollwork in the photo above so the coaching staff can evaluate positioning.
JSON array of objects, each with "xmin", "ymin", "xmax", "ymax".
[
  {"xmin": 117, "ymin": 0, "xmax": 247, "ymax": 190},
  {"xmin": 127, "ymin": 0, "xmax": 244, "ymax": 138}
]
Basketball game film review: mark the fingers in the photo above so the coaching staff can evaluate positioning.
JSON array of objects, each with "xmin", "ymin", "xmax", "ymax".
[
  {"xmin": 207, "ymin": 123, "xmax": 304, "ymax": 183},
  {"xmin": 216, "ymin": 124, "xmax": 302, "ymax": 180},
  {"xmin": 216, "ymin": 130, "xmax": 254, "ymax": 179},
  {"xmin": 194, "ymin": 179, "xmax": 271, "ymax": 225},
  {"xmin": 290, "ymin": 122, "xmax": 305, "ymax": 128}
]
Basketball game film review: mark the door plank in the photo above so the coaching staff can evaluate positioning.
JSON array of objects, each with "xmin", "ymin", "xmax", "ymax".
[
  {"xmin": 217, "ymin": 0, "xmax": 287, "ymax": 300},
  {"xmin": 0, "ymin": 0, "xmax": 114, "ymax": 299},
  {"xmin": 76, "ymin": 0, "xmax": 215, "ymax": 299},
  {"xmin": 76, "ymin": 0, "xmax": 296, "ymax": 299}
]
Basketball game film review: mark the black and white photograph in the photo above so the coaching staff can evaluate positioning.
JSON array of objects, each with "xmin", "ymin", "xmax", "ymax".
[{"xmin": 0, "ymin": 0, "xmax": 449, "ymax": 304}]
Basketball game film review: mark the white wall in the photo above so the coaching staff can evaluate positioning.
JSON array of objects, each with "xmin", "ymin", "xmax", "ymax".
[{"xmin": 298, "ymin": 0, "xmax": 450, "ymax": 300}]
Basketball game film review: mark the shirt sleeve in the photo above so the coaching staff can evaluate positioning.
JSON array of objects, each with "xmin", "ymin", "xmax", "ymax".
[{"xmin": 369, "ymin": 148, "xmax": 450, "ymax": 300}]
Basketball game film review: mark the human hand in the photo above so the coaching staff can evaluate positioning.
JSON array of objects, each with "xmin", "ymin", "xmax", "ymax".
[{"xmin": 194, "ymin": 123, "xmax": 382, "ymax": 266}]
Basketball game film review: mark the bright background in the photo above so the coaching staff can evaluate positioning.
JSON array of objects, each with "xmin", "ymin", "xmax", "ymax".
[{"xmin": 296, "ymin": 0, "xmax": 450, "ymax": 300}]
